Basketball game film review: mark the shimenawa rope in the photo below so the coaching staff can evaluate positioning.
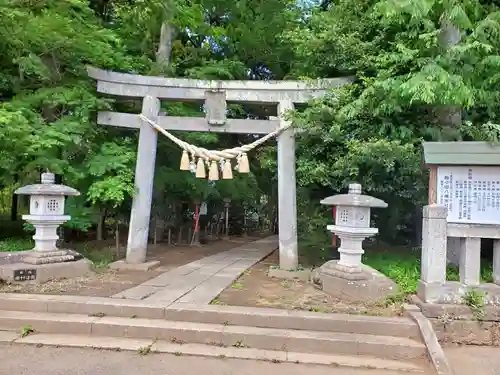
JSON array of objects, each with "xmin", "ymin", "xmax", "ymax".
[{"xmin": 138, "ymin": 114, "xmax": 291, "ymax": 162}]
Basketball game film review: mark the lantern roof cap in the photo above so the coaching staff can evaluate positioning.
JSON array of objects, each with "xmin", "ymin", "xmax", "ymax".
[
  {"xmin": 14, "ymin": 172, "xmax": 80, "ymax": 197},
  {"xmin": 320, "ymin": 183, "xmax": 387, "ymax": 208}
]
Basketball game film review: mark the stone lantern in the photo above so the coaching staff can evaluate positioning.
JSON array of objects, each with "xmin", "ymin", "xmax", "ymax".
[
  {"xmin": 315, "ymin": 183, "xmax": 397, "ymax": 302},
  {"xmin": 14, "ymin": 172, "xmax": 80, "ymax": 264},
  {"xmin": 320, "ymin": 183, "xmax": 387, "ymax": 273}
]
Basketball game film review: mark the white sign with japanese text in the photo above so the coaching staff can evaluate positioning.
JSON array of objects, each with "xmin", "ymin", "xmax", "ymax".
[{"xmin": 436, "ymin": 166, "xmax": 500, "ymax": 225}]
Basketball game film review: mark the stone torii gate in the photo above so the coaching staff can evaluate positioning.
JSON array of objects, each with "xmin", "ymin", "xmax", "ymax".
[{"xmin": 87, "ymin": 67, "xmax": 349, "ymax": 270}]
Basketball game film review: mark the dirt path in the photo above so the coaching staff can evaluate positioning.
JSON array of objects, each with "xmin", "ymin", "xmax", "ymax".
[{"xmin": 215, "ymin": 251, "xmax": 405, "ymax": 316}]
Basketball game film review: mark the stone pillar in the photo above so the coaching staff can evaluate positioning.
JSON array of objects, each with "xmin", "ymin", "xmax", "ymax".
[
  {"xmin": 126, "ymin": 96, "xmax": 160, "ymax": 263},
  {"xmin": 460, "ymin": 237, "xmax": 481, "ymax": 286},
  {"xmin": 277, "ymin": 100, "xmax": 298, "ymax": 270},
  {"xmin": 420, "ymin": 205, "xmax": 447, "ymax": 284},
  {"xmin": 493, "ymin": 240, "xmax": 500, "ymax": 285}
]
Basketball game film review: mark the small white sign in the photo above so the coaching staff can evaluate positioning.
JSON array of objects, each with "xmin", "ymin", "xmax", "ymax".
[
  {"xmin": 436, "ymin": 166, "xmax": 500, "ymax": 225},
  {"xmin": 199, "ymin": 202, "xmax": 208, "ymax": 216}
]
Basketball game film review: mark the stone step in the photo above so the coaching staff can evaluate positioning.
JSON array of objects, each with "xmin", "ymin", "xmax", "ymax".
[
  {"xmin": 0, "ymin": 310, "xmax": 426, "ymax": 361},
  {"xmin": 164, "ymin": 304, "xmax": 422, "ymax": 339},
  {"xmin": 0, "ymin": 294, "xmax": 421, "ymax": 339},
  {"xmin": 0, "ymin": 331, "xmax": 429, "ymax": 373}
]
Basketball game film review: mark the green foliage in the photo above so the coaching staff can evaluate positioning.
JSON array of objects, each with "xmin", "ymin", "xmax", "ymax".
[
  {"xmin": 1, "ymin": 0, "xmax": 278, "ymax": 235},
  {"xmin": 1, "ymin": 0, "xmax": 500, "ymax": 272},
  {"xmin": 86, "ymin": 140, "xmax": 136, "ymax": 208},
  {"xmin": 462, "ymin": 288, "xmax": 486, "ymax": 321},
  {"xmin": 0, "ymin": 238, "xmax": 33, "ymax": 252},
  {"xmin": 363, "ymin": 246, "xmax": 493, "ymax": 295},
  {"xmin": 282, "ymin": 0, "xmax": 500, "ymax": 248}
]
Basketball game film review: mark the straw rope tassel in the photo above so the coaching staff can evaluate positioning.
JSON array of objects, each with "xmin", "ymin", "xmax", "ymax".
[
  {"xmin": 208, "ymin": 160, "xmax": 219, "ymax": 181},
  {"xmin": 138, "ymin": 115, "xmax": 293, "ymax": 174},
  {"xmin": 222, "ymin": 159, "xmax": 233, "ymax": 179},
  {"xmin": 195, "ymin": 157, "xmax": 206, "ymax": 178},
  {"xmin": 180, "ymin": 150, "xmax": 190, "ymax": 170},
  {"xmin": 238, "ymin": 153, "xmax": 250, "ymax": 173}
]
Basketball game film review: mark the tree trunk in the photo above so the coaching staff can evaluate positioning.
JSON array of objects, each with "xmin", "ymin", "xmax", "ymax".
[
  {"xmin": 10, "ymin": 174, "xmax": 19, "ymax": 221},
  {"xmin": 10, "ymin": 194, "xmax": 18, "ymax": 221},
  {"xmin": 115, "ymin": 222, "xmax": 120, "ymax": 258},
  {"xmin": 436, "ymin": 19, "xmax": 462, "ymax": 263},
  {"xmin": 97, "ymin": 208, "xmax": 107, "ymax": 241},
  {"xmin": 156, "ymin": 23, "xmax": 175, "ymax": 66},
  {"xmin": 438, "ymin": 20, "xmax": 461, "ymax": 131}
]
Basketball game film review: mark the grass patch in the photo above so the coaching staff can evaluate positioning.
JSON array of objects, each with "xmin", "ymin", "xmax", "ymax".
[
  {"xmin": 0, "ymin": 238, "xmax": 33, "ymax": 252},
  {"xmin": 364, "ymin": 245, "xmax": 493, "ymax": 295},
  {"xmin": 74, "ymin": 243, "xmax": 115, "ymax": 269},
  {"xmin": 364, "ymin": 246, "xmax": 421, "ymax": 295},
  {"xmin": 231, "ymin": 282, "xmax": 244, "ymax": 290}
]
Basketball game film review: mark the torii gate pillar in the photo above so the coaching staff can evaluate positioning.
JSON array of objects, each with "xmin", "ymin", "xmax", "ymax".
[
  {"xmin": 127, "ymin": 96, "xmax": 160, "ymax": 263},
  {"xmin": 277, "ymin": 100, "xmax": 298, "ymax": 270}
]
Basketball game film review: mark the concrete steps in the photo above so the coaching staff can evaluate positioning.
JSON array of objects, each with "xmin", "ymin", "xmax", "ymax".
[
  {"xmin": 0, "ymin": 294, "xmax": 431, "ymax": 372},
  {"xmin": 0, "ymin": 310, "xmax": 426, "ymax": 361},
  {"xmin": 0, "ymin": 294, "xmax": 421, "ymax": 337}
]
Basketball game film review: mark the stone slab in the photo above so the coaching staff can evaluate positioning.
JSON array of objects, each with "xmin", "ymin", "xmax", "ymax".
[
  {"xmin": 141, "ymin": 265, "xmax": 199, "ymax": 287},
  {"xmin": 144, "ymin": 285, "xmax": 197, "ymax": 305},
  {"xmin": 112, "ymin": 285, "xmax": 163, "ymax": 300},
  {"xmin": 108, "ymin": 260, "xmax": 160, "ymax": 271},
  {"xmin": 268, "ymin": 268, "xmax": 311, "ymax": 281},
  {"xmin": 0, "ymin": 259, "xmax": 93, "ymax": 284},
  {"xmin": 18, "ymin": 333, "xmax": 154, "ymax": 351},
  {"xmin": 175, "ymin": 276, "xmax": 237, "ymax": 305},
  {"xmin": 0, "ymin": 330, "xmax": 20, "ymax": 343},
  {"xmin": 417, "ymin": 280, "xmax": 500, "ymax": 304},
  {"xmin": 0, "ymin": 251, "xmax": 30, "ymax": 265},
  {"xmin": 285, "ymin": 352, "xmax": 426, "ymax": 372},
  {"xmin": 412, "ymin": 295, "xmax": 500, "ymax": 321}
]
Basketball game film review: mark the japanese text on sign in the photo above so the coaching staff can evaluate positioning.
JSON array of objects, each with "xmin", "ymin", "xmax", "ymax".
[{"xmin": 436, "ymin": 166, "xmax": 500, "ymax": 225}]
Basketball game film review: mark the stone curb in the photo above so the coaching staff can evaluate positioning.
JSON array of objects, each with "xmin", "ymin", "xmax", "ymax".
[
  {"xmin": 109, "ymin": 260, "xmax": 160, "ymax": 271},
  {"xmin": 411, "ymin": 295, "xmax": 500, "ymax": 322},
  {"xmin": 0, "ymin": 332, "xmax": 426, "ymax": 373},
  {"xmin": 404, "ymin": 304, "xmax": 454, "ymax": 375}
]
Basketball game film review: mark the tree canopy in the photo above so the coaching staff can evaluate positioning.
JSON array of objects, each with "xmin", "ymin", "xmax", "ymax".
[{"xmin": 1, "ymin": 0, "xmax": 499, "ymax": 254}]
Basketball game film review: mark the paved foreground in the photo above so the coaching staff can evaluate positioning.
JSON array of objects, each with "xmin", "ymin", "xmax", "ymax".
[
  {"xmin": 0, "ymin": 344, "xmax": 427, "ymax": 375},
  {"xmin": 445, "ymin": 346, "xmax": 500, "ymax": 375}
]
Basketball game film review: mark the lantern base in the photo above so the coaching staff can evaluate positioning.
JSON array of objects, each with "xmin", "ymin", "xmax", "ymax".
[
  {"xmin": 0, "ymin": 257, "xmax": 92, "ymax": 285},
  {"xmin": 315, "ymin": 260, "xmax": 399, "ymax": 303},
  {"xmin": 22, "ymin": 249, "xmax": 83, "ymax": 265}
]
